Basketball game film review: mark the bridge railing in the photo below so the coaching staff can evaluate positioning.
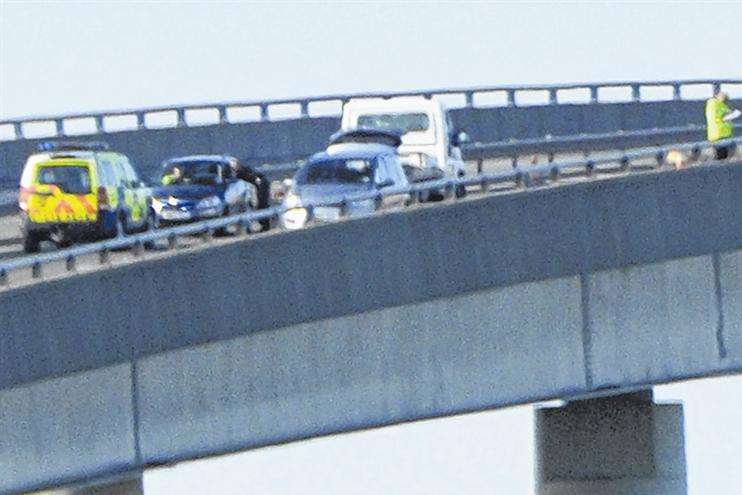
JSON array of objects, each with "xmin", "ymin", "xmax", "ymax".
[
  {"xmin": 2, "ymin": 135, "xmax": 740, "ymax": 287},
  {"xmin": 256, "ymin": 123, "xmax": 742, "ymax": 179},
  {"xmin": 1, "ymin": 79, "xmax": 740, "ymax": 141}
]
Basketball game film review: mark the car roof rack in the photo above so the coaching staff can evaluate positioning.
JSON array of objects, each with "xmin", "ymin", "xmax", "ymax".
[
  {"xmin": 38, "ymin": 141, "xmax": 110, "ymax": 152},
  {"xmin": 328, "ymin": 128, "xmax": 402, "ymax": 148}
]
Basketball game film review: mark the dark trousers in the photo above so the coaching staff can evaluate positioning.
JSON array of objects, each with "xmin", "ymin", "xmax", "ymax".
[{"xmin": 715, "ymin": 143, "xmax": 736, "ymax": 160}]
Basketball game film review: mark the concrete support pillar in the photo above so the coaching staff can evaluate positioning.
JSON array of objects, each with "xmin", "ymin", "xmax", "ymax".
[
  {"xmin": 34, "ymin": 474, "xmax": 143, "ymax": 495},
  {"xmin": 535, "ymin": 390, "xmax": 686, "ymax": 495}
]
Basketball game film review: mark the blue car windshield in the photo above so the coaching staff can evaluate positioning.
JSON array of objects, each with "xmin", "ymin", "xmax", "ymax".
[
  {"xmin": 162, "ymin": 160, "xmax": 224, "ymax": 185},
  {"xmin": 296, "ymin": 158, "xmax": 375, "ymax": 185}
]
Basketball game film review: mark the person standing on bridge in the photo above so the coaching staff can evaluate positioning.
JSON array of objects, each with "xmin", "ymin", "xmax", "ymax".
[
  {"xmin": 228, "ymin": 159, "xmax": 271, "ymax": 231},
  {"xmin": 706, "ymin": 91, "xmax": 740, "ymax": 160}
]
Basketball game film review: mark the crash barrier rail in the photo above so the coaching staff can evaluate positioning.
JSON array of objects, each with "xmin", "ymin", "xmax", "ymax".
[
  {"xmin": 256, "ymin": 123, "xmax": 742, "ymax": 179},
  {"xmin": 0, "ymin": 124, "xmax": 725, "ymax": 214},
  {"xmin": 1, "ymin": 79, "xmax": 740, "ymax": 140},
  {"xmin": 2, "ymin": 134, "xmax": 740, "ymax": 287}
]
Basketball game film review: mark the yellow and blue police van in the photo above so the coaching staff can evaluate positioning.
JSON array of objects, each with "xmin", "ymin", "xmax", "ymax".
[{"xmin": 18, "ymin": 142, "xmax": 153, "ymax": 253}]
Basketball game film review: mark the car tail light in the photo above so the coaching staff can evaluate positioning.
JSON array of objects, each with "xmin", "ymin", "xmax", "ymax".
[
  {"xmin": 97, "ymin": 186, "xmax": 110, "ymax": 209},
  {"xmin": 18, "ymin": 186, "xmax": 30, "ymax": 211}
]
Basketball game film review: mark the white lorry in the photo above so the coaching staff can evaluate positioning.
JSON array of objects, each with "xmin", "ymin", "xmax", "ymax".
[{"xmin": 340, "ymin": 96, "xmax": 469, "ymax": 196}]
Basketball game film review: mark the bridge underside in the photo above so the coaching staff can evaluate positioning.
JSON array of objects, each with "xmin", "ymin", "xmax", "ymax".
[{"xmin": 4, "ymin": 161, "xmax": 742, "ymax": 493}]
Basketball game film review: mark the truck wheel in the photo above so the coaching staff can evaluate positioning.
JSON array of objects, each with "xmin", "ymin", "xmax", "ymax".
[{"xmin": 23, "ymin": 233, "xmax": 41, "ymax": 253}]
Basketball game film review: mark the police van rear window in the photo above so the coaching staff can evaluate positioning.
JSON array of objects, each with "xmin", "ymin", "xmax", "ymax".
[{"xmin": 37, "ymin": 166, "xmax": 91, "ymax": 194}]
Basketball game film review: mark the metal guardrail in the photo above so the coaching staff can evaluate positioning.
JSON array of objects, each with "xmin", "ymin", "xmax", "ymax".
[
  {"xmin": 1, "ymin": 135, "xmax": 740, "ymax": 286},
  {"xmin": 1, "ymin": 79, "xmax": 740, "ymax": 140},
  {"xmin": 0, "ymin": 124, "xmax": 729, "ymax": 213}
]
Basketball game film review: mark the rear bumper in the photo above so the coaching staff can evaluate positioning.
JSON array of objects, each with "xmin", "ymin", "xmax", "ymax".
[{"xmin": 21, "ymin": 211, "xmax": 115, "ymax": 241}]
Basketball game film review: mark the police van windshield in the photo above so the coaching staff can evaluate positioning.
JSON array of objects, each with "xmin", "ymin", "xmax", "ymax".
[
  {"xmin": 296, "ymin": 158, "xmax": 375, "ymax": 186},
  {"xmin": 36, "ymin": 166, "xmax": 91, "ymax": 194},
  {"xmin": 357, "ymin": 113, "xmax": 430, "ymax": 134}
]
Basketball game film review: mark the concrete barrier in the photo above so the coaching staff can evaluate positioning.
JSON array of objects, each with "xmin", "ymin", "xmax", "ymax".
[
  {"xmin": 2, "ymin": 99, "xmax": 738, "ymax": 189},
  {"xmin": 6, "ymin": 160, "xmax": 742, "ymax": 493}
]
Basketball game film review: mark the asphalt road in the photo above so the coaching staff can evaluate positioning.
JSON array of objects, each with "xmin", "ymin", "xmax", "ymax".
[{"xmin": 0, "ymin": 148, "xmax": 720, "ymax": 290}]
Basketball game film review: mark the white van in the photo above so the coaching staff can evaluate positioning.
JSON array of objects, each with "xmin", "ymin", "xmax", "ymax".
[{"xmin": 341, "ymin": 97, "xmax": 469, "ymax": 195}]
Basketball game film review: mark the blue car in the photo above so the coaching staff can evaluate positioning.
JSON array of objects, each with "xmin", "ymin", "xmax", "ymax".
[
  {"xmin": 152, "ymin": 155, "xmax": 255, "ymax": 229},
  {"xmin": 280, "ymin": 137, "xmax": 410, "ymax": 230}
]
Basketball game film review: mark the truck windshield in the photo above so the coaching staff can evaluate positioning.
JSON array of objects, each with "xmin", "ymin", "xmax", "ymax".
[
  {"xmin": 357, "ymin": 113, "xmax": 430, "ymax": 134},
  {"xmin": 296, "ymin": 158, "xmax": 375, "ymax": 185},
  {"xmin": 36, "ymin": 166, "xmax": 91, "ymax": 194}
]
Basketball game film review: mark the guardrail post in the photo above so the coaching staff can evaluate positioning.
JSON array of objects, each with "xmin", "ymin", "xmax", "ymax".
[
  {"xmin": 260, "ymin": 105, "xmax": 269, "ymax": 122},
  {"xmin": 176, "ymin": 109, "xmax": 187, "ymax": 128},
  {"xmin": 0, "ymin": 269, "xmax": 7, "ymax": 286},
  {"xmin": 13, "ymin": 122, "xmax": 23, "ymax": 140},
  {"xmin": 218, "ymin": 106, "xmax": 229, "ymax": 125},
  {"xmin": 465, "ymin": 91, "xmax": 474, "ymax": 108},
  {"xmin": 167, "ymin": 233, "xmax": 177, "ymax": 250},
  {"xmin": 619, "ymin": 156, "xmax": 630, "ymax": 171},
  {"xmin": 589, "ymin": 86, "xmax": 599, "ymax": 104},
  {"xmin": 479, "ymin": 176, "xmax": 489, "ymax": 193},
  {"xmin": 477, "ymin": 157, "xmax": 484, "ymax": 174},
  {"xmin": 99, "ymin": 248, "xmax": 110, "ymax": 264},
  {"xmin": 507, "ymin": 90, "xmax": 516, "ymax": 107},
  {"xmin": 713, "ymin": 82, "xmax": 721, "ymax": 95},
  {"xmin": 65, "ymin": 255, "xmax": 76, "ymax": 272},
  {"xmin": 31, "ymin": 262, "xmax": 42, "ymax": 279},
  {"xmin": 548, "ymin": 89, "xmax": 558, "ymax": 105},
  {"xmin": 55, "ymin": 119, "xmax": 65, "ymax": 137},
  {"xmin": 132, "ymin": 240, "xmax": 144, "ymax": 257},
  {"xmin": 136, "ymin": 113, "xmax": 146, "ymax": 130},
  {"xmin": 339, "ymin": 199, "xmax": 349, "ymax": 218},
  {"xmin": 585, "ymin": 160, "xmax": 595, "ymax": 177},
  {"xmin": 94, "ymin": 115, "xmax": 105, "ymax": 133},
  {"xmin": 672, "ymin": 83, "xmax": 682, "ymax": 101},
  {"xmin": 655, "ymin": 151, "xmax": 665, "ymax": 169},
  {"xmin": 631, "ymin": 84, "xmax": 641, "ymax": 102},
  {"xmin": 300, "ymin": 101, "xmax": 309, "ymax": 118},
  {"xmin": 550, "ymin": 166, "xmax": 560, "ymax": 183}
]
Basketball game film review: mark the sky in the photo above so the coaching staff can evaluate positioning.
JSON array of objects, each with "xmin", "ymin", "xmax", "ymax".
[{"xmin": 2, "ymin": 1, "xmax": 742, "ymax": 493}]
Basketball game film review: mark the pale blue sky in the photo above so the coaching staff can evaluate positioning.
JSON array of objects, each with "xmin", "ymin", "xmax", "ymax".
[{"xmin": 2, "ymin": 1, "xmax": 742, "ymax": 493}]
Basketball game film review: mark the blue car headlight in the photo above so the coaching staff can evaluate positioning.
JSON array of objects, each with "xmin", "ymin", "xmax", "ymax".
[{"xmin": 198, "ymin": 196, "xmax": 221, "ymax": 209}]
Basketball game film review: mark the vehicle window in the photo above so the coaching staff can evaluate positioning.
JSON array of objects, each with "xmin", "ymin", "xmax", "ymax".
[
  {"xmin": 97, "ymin": 159, "xmax": 117, "ymax": 186},
  {"xmin": 36, "ymin": 166, "xmax": 91, "ymax": 194},
  {"xmin": 375, "ymin": 158, "xmax": 391, "ymax": 186},
  {"xmin": 295, "ymin": 158, "xmax": 374, "ymax": 186},
  {"xmin": 386, "ymin": 156, "xmax": 407, "ymax": 186},
  {"xmin": 162, "ymin": 160, "xmax": 225, "ymax": 185},
  {"xmin": 357, "ymin": 113, "xmax": 430, "ymax": 134},
  {"xmin": 111, "ymin": 161, "xmax": 128, "ymax": 186},
  {"xmin": 121, "ymin": 158, "xmax": 139, "ymax": 183}
]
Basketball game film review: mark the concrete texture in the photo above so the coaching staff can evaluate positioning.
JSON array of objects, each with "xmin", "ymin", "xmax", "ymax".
[
  {"xmin": 4, "ymin": 160, "xmax": 742, "ymax": 493},
  {"xmin": 535, "ymin": 392, "xmax": 686, "ymax": 495}
]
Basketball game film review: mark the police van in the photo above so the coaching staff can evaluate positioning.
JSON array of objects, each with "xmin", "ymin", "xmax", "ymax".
[{"xmin": 18, "ymin": 142, "xmax": 153, "ymax": 253}]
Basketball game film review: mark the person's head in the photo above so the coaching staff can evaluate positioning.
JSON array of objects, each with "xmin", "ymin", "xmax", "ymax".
[
  {"xmin": 716, "ymin": 91, "xmax": 729, "ymax": 103},
  {"xmin": 171, "ymin": 166, "xmax": 182, "ymax": 180}
]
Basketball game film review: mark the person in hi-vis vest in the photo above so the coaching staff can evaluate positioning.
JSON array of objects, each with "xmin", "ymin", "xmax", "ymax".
[{"xmin": 706, "ymin": 91, "xmax": 740, "ymax": 160}]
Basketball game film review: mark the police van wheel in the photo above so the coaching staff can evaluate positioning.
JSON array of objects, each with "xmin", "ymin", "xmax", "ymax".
[{"xmin": 23, "ymin": 234, "xmax": 41, "ymax": 254}]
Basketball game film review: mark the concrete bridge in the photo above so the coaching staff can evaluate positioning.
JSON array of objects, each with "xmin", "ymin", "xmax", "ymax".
[{"xmin": 4, "ymin": 153, "xmax": 742, "ymax": 494}]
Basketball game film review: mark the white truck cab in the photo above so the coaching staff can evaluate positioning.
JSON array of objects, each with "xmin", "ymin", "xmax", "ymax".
[{"xmin": 341, "ymin": 97, "xmax": 469, "ymax": 182}]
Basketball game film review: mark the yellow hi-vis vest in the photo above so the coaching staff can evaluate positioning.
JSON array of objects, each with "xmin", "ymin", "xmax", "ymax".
[{"xmin": 706, "ymin": 97, "xmax": 734, "ymax": 142}]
